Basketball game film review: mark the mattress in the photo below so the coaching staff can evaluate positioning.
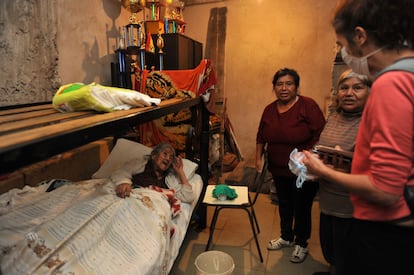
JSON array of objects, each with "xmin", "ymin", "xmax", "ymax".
[{"xmin": 0, "ymin": 174, "xmax": 203, "ymax": 275}]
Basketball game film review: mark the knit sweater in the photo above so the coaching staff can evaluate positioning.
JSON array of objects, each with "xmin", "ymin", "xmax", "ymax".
[{"xmin": 317, "ymin": 111, "xmax": 361, "ymax": 218}]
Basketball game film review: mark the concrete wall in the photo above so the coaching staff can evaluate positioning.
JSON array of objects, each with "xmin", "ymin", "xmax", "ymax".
[
  {"xmin": 0, "ymin": 0, "xmax": 60, "ymax": 105},
  {"xmin": 0, "ymin": 0, "xmax": 133, "ymax": 106},
  {"xmin": 1, "ymin": 0, "xmax": 338, "ymax": 165},
  {"xmin": 184, "ymin": 0, "xmax": 338, "ymax": 163},
  {"xmin": 57, "ymin": 0, "xmax": 132, "ymax": 85}
]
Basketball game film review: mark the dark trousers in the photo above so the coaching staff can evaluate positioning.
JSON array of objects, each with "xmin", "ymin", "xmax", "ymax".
[
  {"xmin": 344, "ymin": 218, "xmax": 414, "ymax": 275},
  {"xmin": 273, "ymin": 176, "xmax": 319, "ymax": 247},
  {"xmin": 319, "ymin": 213, "xmax": 352, "ymax": 275}
]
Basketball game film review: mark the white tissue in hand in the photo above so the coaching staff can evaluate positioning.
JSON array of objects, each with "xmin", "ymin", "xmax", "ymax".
[{"xmin": 288, "ymin": 148, "xmax": 317, "ymax": 188}]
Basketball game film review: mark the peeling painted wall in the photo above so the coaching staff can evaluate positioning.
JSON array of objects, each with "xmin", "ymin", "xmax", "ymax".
[
  {"xmin": 0, "ymin": 0, "xmax": 132, "ymax": 107},
  {"xmin": 0, "ymin": 0, "xmax": 59, "ymax": 106}
]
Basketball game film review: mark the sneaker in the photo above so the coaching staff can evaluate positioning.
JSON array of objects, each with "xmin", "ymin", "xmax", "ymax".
[
  {"xmin": 290, "ymin": 244, "xmax": 308, "ymax": 263},
  {"xmin": 267, "ymin": 238, "xmax": 294, "ymax": 250}
]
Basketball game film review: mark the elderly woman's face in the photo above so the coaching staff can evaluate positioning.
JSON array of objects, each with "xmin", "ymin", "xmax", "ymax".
[
  {"xmin": 273, "ymin": 74, "xmax": 298, "ymax": 104},
  {"xmin": 337, "ymin": 77, "xmax": 369, "ymax": 113},
  {"xmin": 153, "ymin": 147, "xmax": 174, "ymax": 172}
]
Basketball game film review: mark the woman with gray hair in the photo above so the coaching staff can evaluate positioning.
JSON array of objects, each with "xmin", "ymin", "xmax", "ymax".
[
  {"xmin": 113, "ymin": 142, "xmax": 194, "ymax": 203},
  {"xmin": 313, "ymin": 69, "xmax": 371, "ymax": 275},
  {"xmin": 303, "ymin": 0, "xmax": 414, "ymax": 273}
]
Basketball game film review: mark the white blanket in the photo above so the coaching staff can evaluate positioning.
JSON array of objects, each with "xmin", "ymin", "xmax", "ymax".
[{"xmin": 0, "ymin": 176, "xmax": 202, "ymax": 275}]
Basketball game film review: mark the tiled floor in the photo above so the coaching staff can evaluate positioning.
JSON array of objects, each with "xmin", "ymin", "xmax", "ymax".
[{"xmin": 170, "ymin": 192, "xmax": 329, "ymax": 274}]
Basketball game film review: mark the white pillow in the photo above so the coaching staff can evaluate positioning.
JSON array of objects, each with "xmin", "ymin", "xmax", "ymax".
[
  {"xmin": 181, "ymin": 158, "xmax": 199, "ymax": 180},
  {"xmin": 92, "ymin": 138, "xmax": 198, "ymax": 179}
]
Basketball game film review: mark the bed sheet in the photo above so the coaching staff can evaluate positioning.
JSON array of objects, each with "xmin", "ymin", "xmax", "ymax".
[
  {"xmin": 0, "ymin": 174, "xmax": 203, "ymax": 275},
  {"xmin": 168, "ymin": 173, "xmax": 202, "ymax": 272}
]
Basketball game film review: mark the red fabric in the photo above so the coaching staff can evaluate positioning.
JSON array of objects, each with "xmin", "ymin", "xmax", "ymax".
[
  {"xmin": 136, "ymin": 59, "xmax": 217, "ymax": 149},
  {"xmin": 133, "ymin": 67, "xmax": 144, "ymax": 94},
  {"xmin": 145, "ymin": 31, "xmax": 155, "ymax": 53},
  {"xmin": 149, "ymin": 185, "xmax": 181, "ymax": 217},
  {"xmin": 160, "ymin": 59, "xmax": 216, "ymax": 95},
  {"xmin": 351, "ymin": 71, "xmax": 414, "ymax": 221},
  {"xmin": 139, "ymin": 121, "xmax": 168, "ymax": 147},
  {"xmin": 139, "ymin": 59, "xmax": 216, "ymax": 96},
  {"xmin": 257, "ymin": 96, "xmax": 326, "ymax": 177},
  {"xmin": 149, "ymin": 185, "xmax": 182, "ymax": 238}
]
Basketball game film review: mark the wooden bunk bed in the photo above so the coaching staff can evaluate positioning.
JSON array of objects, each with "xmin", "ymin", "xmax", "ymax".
[
  {"xmin": 0, "ymin": 97, "xmax": 209, "ymax": 176},
  {"xmin": 0, "ymin": 97, "xmax": 209, "ymax": 274}
]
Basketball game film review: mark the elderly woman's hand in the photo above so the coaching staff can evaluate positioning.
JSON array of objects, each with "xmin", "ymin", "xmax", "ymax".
[
  {"xmin": 172, "ymin": 156, "xmax": 184, "ymax": 172},
  {"xmin": 116, "ymin": 183, "xmax": 132, "ymax": 198},
  {"xmin": 172, "ymin": 156, "xmax": 192, "ymax": 186}
]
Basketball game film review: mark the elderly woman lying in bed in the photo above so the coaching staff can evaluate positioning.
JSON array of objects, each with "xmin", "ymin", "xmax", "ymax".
[
  {"xmin": 0, "ymin": 139, "xmax": 201, "ymax": 275},
  {"xmin": 114, "ymin": 142, "xmax": 194, "ymax": 203}
]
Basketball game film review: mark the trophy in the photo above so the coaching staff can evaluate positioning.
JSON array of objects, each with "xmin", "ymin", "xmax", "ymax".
[
  {"xmin": 121, "ymin": 0, "xmax": 146, "ymax": 24},
  {"xmin": 156, "ymin": 31, "xmax": 165, "ymax": 70},
  {"xmin": 156, "ymin": 31, "xmax": 164, "ymax": 54}
]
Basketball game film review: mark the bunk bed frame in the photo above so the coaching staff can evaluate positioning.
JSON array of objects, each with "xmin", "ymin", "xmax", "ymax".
[{"xmin": 0, "ymin": 97, "xmax": 209, "ymax": 226}]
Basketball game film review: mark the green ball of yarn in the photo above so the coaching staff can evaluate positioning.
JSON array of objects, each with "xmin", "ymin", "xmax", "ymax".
[{"xmin": 212, "ymin": 184, "xmax": 238, "ymax": 200}]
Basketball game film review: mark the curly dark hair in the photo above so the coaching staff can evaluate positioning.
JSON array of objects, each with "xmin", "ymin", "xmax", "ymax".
[{"xmin": 332, "ymin": 0, "xmax": 414, "ymax": 50}]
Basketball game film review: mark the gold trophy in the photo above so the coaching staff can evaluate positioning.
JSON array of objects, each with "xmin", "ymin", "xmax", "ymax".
[
  {"xmin": 156, "ymin": 30, "xmax": 165, "ymax": 70},
  {"xmin": 121, "ymin": 0, "xmax": 146, "ymax": 24},
  {"xmin": 156, "ymin": 31, "xmax": 164, "ymax": 54}
]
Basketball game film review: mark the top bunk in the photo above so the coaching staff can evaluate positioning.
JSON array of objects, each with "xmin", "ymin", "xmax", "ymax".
[
  {"xmin": 0, "ymin": 97, "xmax": 206, "ymax": 175},
  {"xmin": 0, "ymin": 59, "xmax": 216, "ymax": 187}
]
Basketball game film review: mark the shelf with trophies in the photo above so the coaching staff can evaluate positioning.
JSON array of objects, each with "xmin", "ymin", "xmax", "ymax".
[
  {"xmin": 145, "ymin": 0, "xmax": 186, "ymax": 34},
  {"xmin": 111, "ymin": 0, "xmax": 202, "ymax": 89},
  {"xmin": 110, "ymin": 0, "xmax": 221, "ymax": 194}
]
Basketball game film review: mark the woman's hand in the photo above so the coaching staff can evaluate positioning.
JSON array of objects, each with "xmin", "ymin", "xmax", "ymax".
[
  {"xmin": 116, "ymin": 183, "xmax": 132, "ymax": 198},
  {"xmin": 172, "ymin": 156, "xmax": 191, "ymax": 186},
  {"xmin": 172, "ymin": 156, "xmax": 184, "ymax": 173},
  {"xmin": 302, "ymin": 150, "xmax": 329, "ymax": 177},
  {"xmin": 256, "ymin": 158, "xmax": 263, "ymax": 173}
]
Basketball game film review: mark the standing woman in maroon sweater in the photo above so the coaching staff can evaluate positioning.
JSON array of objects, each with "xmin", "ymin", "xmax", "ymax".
[{"xmin": 256, "ymin": 68, "xmax": 326, "ymax": 263}]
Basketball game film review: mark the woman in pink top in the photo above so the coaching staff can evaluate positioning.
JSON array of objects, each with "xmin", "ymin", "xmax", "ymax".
[{"xmin": 303, "ymin": 0, "xmax": 414, "ymax": 274}]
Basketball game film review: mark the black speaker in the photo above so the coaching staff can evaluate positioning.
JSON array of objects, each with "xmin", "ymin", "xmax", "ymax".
[{"xmin": 147, "ymin": 33, "xmax": 203, "ymax": 70}]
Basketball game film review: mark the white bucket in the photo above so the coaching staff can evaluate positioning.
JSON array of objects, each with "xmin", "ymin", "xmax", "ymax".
[{"xmin": 194, "ymin": 250, "xmax": 235, "ymax": 275}]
